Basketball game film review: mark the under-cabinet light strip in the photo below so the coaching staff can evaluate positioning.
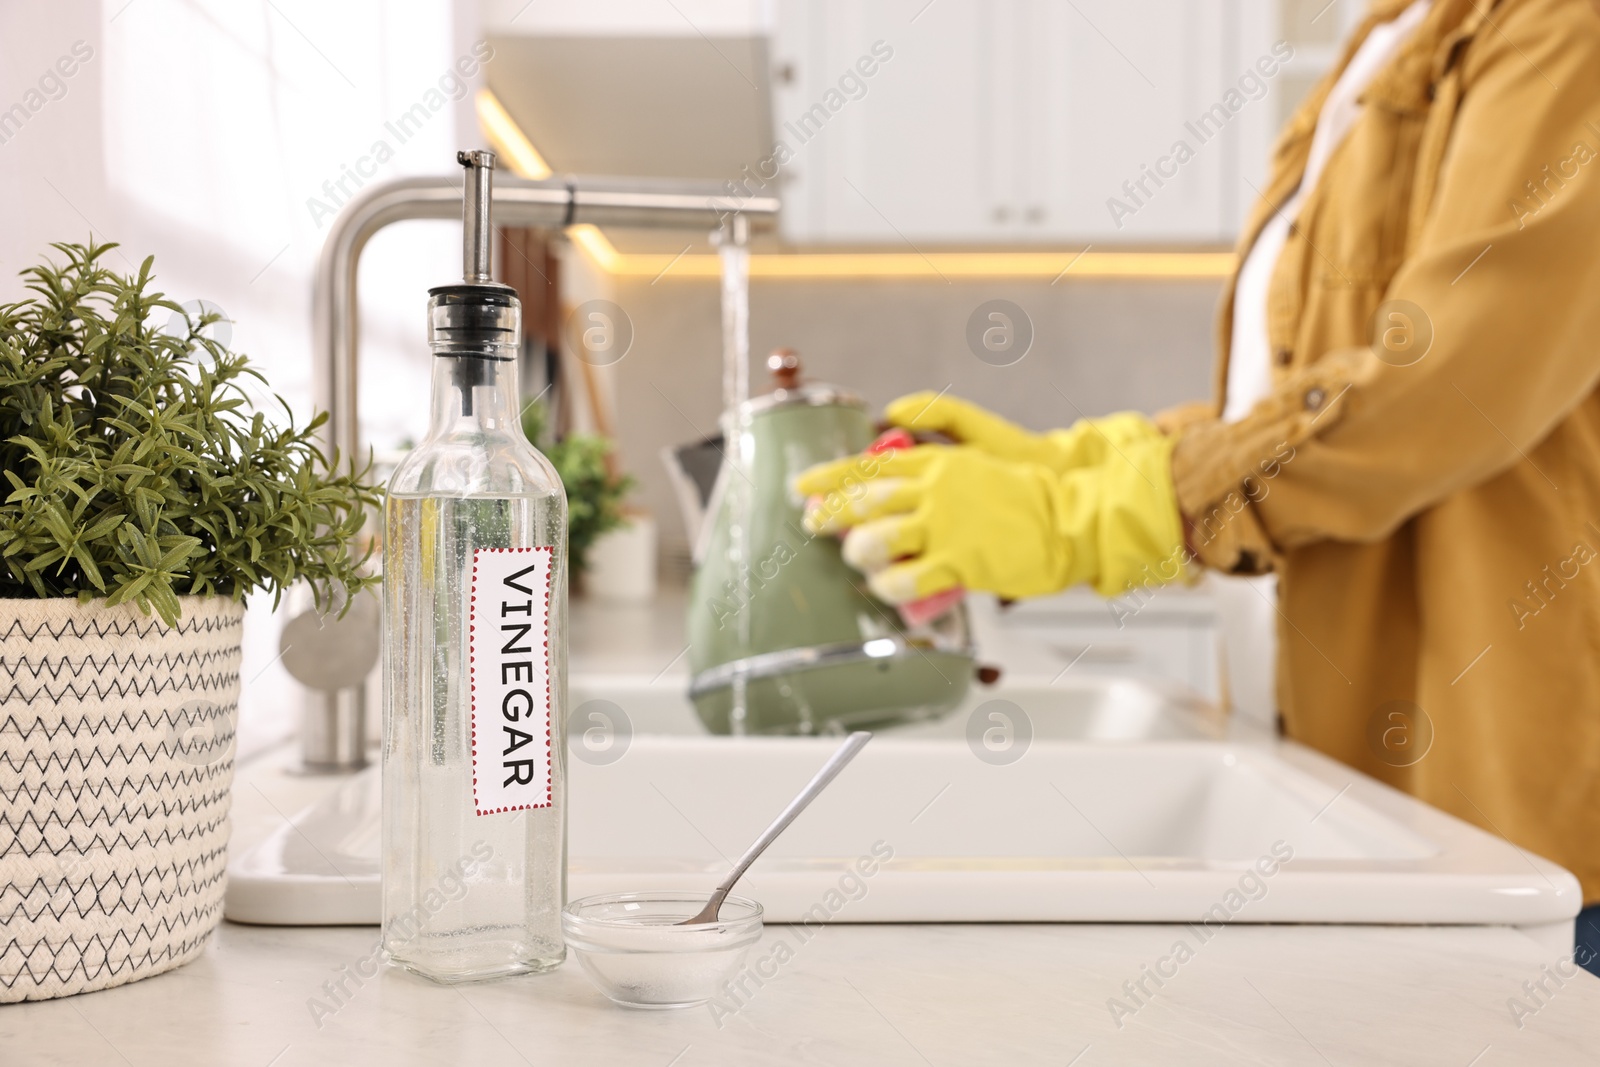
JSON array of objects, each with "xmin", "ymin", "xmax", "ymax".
[
  {"xmin": 567, "ymin": 225, "xmax": 1234, "ymax": 280},
  {"xmin": 476, "ymin": 89, "xmax": 553, "ymax": 181}
]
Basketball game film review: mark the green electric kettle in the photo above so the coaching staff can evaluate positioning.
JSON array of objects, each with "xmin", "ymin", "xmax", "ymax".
[{"xmin": 686, "ymin": 349, "xmax": 975, "ymax": 734}]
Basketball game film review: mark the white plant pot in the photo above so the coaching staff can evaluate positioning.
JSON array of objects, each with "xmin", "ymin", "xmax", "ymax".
[
  {"xmin": 584, "ymin": 514, "xmax": 658, "ymax": 604},
  {"xmin": 0, "ymin": 596, "xmax": 244, "ymax": 1001}
]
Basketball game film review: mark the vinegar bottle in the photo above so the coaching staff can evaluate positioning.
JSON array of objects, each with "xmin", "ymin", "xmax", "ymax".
[{"xmin": 382, "ymin": 149, "xmax": 567, "ymax": 982}]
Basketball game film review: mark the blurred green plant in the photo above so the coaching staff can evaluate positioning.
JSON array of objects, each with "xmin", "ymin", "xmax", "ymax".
[
  {"xmin": 521, "ymin": 401, "xmax": 633, "ymax": 577},
  {"xmin": 0, "ymin": 241, "xmax": 380, "ymax": 625}
]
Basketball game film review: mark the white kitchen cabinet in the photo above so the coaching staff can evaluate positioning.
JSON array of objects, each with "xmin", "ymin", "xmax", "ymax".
[
  {"xmin": 1038, "ymin": 0, "xmax": 1230, "ymax": 242},
  {"xmin": 771, "ymin": 0, "xmax": 1003, "ymax": 243},
  {"xmin": 771, "ymin": 0, "xmax": 1282, "ymax": 246}
]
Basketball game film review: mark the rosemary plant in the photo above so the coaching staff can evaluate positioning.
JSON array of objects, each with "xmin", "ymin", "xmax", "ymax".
[{"xmin": 0, "ymin": 241, "xmax": 380, "ymax": 624}]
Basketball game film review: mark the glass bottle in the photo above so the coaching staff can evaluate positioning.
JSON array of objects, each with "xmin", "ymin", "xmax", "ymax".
[{"xmin": 382, "ymin": 149, "xmax": 567, "ymax": 982}]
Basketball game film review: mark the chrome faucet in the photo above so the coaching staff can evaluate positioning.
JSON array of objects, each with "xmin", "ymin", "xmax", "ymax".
[{"xmin": 297, "ymin": 173, "xmax": 779, "ymax": 772}]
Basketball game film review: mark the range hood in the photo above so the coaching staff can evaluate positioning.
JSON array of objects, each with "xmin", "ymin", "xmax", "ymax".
[{"xmin": 485, "ymin": 34, "xmax": 775, "ymax": 181}]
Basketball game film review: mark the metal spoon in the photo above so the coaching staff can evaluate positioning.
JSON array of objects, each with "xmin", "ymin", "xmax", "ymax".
[{"xmin": 678, "ymin": 731, "xmax": 872, "ymax": 925}]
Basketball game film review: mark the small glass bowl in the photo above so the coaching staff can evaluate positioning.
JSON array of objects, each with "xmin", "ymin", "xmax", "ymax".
[{"xmin": 562, "ymin": 891, "xmax": 764, "ymax": 1009}]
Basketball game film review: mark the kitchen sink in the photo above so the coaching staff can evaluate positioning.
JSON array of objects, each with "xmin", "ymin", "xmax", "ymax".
[
  {"xmin": 224, "ymin": 675, "xmax": 1580, "ymax": 949},
  {"xmin": 563, "ymin": 672, "xmax": 1226, "ymax": 742}
]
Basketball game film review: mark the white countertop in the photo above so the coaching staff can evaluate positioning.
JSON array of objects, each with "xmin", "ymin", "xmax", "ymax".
[{"xmin": 6, "ymin": 910, "xmax": 1599, "ymax": 1065}]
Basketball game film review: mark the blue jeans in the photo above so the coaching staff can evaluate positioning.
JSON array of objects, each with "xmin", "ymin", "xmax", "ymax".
[{"xmin": 1576, "ymin": 905, "xmax": 1600, "ymax": 976}]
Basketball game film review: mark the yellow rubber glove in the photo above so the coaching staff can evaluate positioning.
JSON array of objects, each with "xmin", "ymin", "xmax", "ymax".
[
  {"xmin": 796, "ymin": 441, "xmax": 1185, "ymax": 603},
  {"xmin": 884, "ymin": 392, "xmax": 1164, "ymax": 476}
]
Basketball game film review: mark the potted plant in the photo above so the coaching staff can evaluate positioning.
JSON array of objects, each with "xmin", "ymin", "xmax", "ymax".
[
  {"xmin": 520, "ymin": 401, "xmax": 635, "ymax": 587},
  {"xmin": 0, "ymin": 243, "xmax": 377, "ymax": 1001}
]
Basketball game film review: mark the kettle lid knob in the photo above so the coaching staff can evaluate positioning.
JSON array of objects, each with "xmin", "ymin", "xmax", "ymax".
[{"xmin": 767, "ymin": 347, "xmax": 801, "ymax": 390}]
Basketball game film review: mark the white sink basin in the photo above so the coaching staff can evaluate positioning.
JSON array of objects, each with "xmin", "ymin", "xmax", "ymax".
[
  {"xmin": 569, "ymin": 737, "xmax": 1574, "ymax": 932},
  {"xmin": 225, "ymin": 676, "xmax": 1581, "ymax": 949}
]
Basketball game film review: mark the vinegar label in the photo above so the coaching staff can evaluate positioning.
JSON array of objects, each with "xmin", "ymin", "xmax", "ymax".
[{"xmin": 469, "ymin": 547, "xmax": 554, "ymax": 814}]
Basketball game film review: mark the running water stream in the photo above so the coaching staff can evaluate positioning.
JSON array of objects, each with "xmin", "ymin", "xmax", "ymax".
[{"xmin": 715, "ymin": 218, "xmax": 753, "ymax": 733}]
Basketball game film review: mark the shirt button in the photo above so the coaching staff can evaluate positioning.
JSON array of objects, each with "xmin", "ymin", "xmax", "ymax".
[
  {"xmin": 1275, "ymin": 347, "xmax": 1293, "ymax": 367},
  {"xmin": 1304, "ymin": 386, "xmax": 1327, "ymax": 411}
]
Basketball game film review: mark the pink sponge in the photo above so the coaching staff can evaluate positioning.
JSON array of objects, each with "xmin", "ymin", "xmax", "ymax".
[{"xmin": 894, "ymin": 585, "xmax": 966, "ymax": 627}]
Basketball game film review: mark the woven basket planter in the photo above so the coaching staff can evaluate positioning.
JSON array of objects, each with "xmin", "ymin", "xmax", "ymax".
[{"xmin": 0, "ymin": 596, "xmax": 244, "ymax": 1001}]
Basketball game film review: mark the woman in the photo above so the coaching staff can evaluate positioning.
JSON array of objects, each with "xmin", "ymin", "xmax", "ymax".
[{"xmin": 800, "ymin": 0, "xmax": 1600, "ymax": 968}]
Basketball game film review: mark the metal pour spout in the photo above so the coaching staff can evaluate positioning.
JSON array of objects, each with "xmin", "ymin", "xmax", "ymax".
[
  {"xmin": 430, "ymin": 150, "xmax": 519, "ymax": 419},
  {"xmin": 459, "ymin": 149, "xmax": 494, "ymax": 284}
]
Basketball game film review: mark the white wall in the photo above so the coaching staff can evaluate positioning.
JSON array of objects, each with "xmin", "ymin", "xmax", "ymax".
[{"xmin": 0, "ymin": 0, "xmax": 488, "ymax": 751}]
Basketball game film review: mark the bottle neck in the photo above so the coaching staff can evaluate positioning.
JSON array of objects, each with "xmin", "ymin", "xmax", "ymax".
[{"xmin": 427, "ymin": 352, "xmax": 523, "ymax": 439}]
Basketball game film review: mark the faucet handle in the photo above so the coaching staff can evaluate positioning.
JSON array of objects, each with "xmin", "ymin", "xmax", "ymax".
[{"xmin": 768, "ymin": 347, "xmax": 801, "ymax": 391}]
